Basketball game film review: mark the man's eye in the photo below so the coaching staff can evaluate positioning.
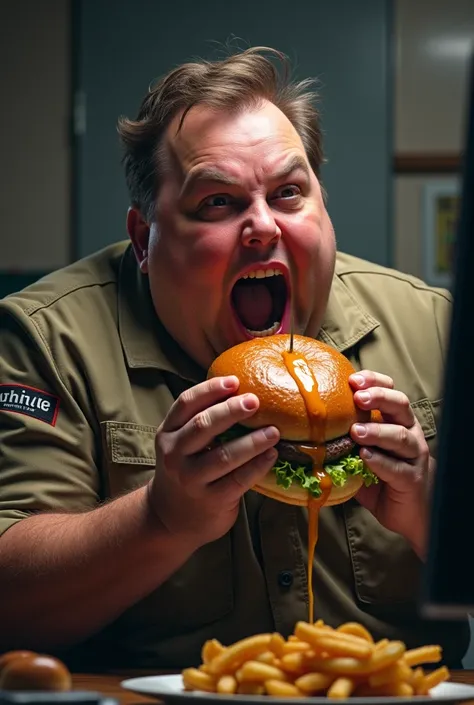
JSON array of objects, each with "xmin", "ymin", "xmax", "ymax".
[
  {"xmin": 273, "ymin": 185, "xmax": 301, "ymax": 199},
  {"xmin": 202, "ymin": 195, "xmax": 231, "ymax": 208}
]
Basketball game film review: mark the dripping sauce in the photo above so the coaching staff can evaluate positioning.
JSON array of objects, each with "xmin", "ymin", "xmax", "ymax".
[{"xmin": 281, "ymin": 350, "xmax": 331, "ymax": 623}]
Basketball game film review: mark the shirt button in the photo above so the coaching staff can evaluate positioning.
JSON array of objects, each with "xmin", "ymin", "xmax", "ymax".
[{"xmin": 278, "ymin": 570, "xmax": 294, "ymax": 588}]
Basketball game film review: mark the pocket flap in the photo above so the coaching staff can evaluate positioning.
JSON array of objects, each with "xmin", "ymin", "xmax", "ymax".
[
  {"xmin": 102, "ymin": 421, "xmax": 156, "ymax": 465},
  {"xmin": 411, "ymin": 399, "xmax": 437, "ymax": 440}
]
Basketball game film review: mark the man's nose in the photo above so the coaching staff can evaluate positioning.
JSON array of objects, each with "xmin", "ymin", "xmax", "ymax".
[{"xmin": 240, "ymin": 201, "xmax": 281, "ymax": 248}]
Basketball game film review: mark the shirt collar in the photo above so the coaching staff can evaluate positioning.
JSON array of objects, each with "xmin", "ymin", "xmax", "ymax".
[
  {"xmin": 117, "ymin": 245, "xmax": 205, "ymax": 383},
  {"xmin": 118, "ymin": 245, "xmax": 380, "ymax": 380},
  {"xmin": 319, "ymin": 261, "xmax": 380, "ymax": 352}
]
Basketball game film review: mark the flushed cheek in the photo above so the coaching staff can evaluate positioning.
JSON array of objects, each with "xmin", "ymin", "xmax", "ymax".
[
  {"xmin": 280, "ymin": 212, "xmax": 321, "ymax": 259},
  {"xmin": 164, "ymin": 222, "xmax": 236, "ymax": 277}
]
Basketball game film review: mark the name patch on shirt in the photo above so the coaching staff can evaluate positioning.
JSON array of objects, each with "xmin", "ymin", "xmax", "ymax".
[{"xmin": 0, "ymin": 384, "xmax": 60, "ymax": 426}]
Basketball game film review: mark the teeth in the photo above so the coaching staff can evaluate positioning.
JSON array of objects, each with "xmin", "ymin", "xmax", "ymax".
[
  {"xmin": 241, "ymin": 268, "xmax": 283, "ymax": 280},
  {"xmin": 246, "ymin": 321, "xmax": 280, "ymax": 337}
]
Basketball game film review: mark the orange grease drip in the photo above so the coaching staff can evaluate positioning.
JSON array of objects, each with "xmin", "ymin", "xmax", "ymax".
[
  {"xmin": 307, "ymin": 470, "xmax": 332, "ymax": 623},
  {"xmin": 282, "ymin": 350, "xmax": 331, "ymax": 623},
  {"xmin": 281, "ymin": 351, "xmax": 327, "ymax": 444}
]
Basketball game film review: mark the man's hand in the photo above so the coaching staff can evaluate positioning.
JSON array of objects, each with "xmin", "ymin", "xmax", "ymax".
[
  {"xmin": 349, "ymin": 370, "xmax": 433, "ymax": 558},
  {"xmin": 148, "ymin": 375, "xmax": 280, "ymax": 549}
]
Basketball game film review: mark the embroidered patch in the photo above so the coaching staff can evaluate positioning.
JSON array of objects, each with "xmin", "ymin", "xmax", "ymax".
[{"xmin": 0, "ymin": 384, "xmax": 60, "ymax": 426}]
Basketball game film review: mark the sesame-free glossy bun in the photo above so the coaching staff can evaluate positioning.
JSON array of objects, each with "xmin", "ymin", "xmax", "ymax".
[
  {"xmin": 0, "ymin": 651, "xmax": 37, "ymax": 674},
  {"xmin": 208, "ymin": 334, "xmax": 369, "ymax": 442},
  {"xmin": 208, "ymin": 334, "xmax": 374, "ymax": 507},
  {"xmin": 0, "ymin": 654, "xmax": 72, "ymax": 691}
]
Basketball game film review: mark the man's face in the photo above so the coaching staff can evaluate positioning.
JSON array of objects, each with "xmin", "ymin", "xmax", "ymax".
[{"xmin": 133, "ymin": 100, "xmax": 336, "ymax": 370}]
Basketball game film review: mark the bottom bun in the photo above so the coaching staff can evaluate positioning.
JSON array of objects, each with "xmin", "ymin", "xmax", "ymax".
[{"xmin": 252, "ymin": 472, "xmax": 363, "ymax": 507}]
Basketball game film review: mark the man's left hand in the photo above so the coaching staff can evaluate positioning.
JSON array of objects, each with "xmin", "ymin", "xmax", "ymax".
[{"xmin": 348, "ymin": 370, "xmax": 434, "ymax": 559}]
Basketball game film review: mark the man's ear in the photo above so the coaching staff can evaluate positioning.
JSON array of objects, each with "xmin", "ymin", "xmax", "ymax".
[{"xmin": 127, "ymin": 207, "xmax": 150, "ymax": 274}]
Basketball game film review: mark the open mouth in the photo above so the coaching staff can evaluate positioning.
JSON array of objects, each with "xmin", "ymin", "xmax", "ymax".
[{"xmin": 231, "ymin": 267, "xmax": 289, "ymax": 337}]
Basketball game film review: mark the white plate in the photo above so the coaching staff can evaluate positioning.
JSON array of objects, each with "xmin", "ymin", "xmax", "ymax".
[{"xmin": 121, "ymin": 674, "xmax": 474, "ymax": 705}]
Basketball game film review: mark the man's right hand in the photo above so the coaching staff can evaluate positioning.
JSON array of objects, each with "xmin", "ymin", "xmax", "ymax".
[{"xmin": 148, "ymin": 375, "xmax": 280, "ymax": 548}]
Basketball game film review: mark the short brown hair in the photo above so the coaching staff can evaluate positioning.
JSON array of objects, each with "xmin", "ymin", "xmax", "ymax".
[{"xmin": 117, "ymin": 46, "xmax": 324, "ymax": 222}]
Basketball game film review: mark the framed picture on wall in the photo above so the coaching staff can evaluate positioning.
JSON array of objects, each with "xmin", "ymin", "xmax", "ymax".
[{"xmin": 422, "ymin": 178, "xmax": 461, "ymax": 289}]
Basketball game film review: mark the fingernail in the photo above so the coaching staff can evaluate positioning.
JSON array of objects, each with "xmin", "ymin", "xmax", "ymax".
[
  {"xmin": 358, "ymin": 391, "xmax": 370, "ymax": 403},
  {"xmin": 242, "ymin": 394, "xmax": 258, "ymax": 411},
  {"xmin": 361, "ymin": 448, "xmax": 373, "ymax": 460},
  {"xmin": 263, "ymin": 448, "xmax": 278, "ymax": 462},
  {"xmin": 263, "ymin": 426, "xmax": 279, "ymax": 441},
  {"xmin": 223, "ymin": 376, "xmax": 238, "ymax": 389},
  {"xmin": 352, "ymin": 374, "xmax": 365, "ymax": 386},
  {"xmin": 354, "ymin": 423, "xmax": 367, "ymax": 437}
]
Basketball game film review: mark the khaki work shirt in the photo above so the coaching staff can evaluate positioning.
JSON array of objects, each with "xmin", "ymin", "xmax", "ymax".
[{"xmin": 0, "ymin": 242, "xmax": 469, "ymax": 670}]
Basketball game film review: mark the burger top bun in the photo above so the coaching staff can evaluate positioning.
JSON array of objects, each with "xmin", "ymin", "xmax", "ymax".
[{"xmin": 208, "ymin": 334, "xmax": 370, "ymax": 442}]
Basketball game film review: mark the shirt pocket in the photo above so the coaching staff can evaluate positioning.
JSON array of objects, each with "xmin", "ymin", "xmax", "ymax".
[
  {"xmin": 101, "ymin": 420, "xmax": 157, "ymax": 497},
  {"xmin": 343, "ymin": 397, "xmax": 437, "ymax": 607},
  {"xmin": 101, "ymin": 420, "xmax": 234, "ymax": 635}
]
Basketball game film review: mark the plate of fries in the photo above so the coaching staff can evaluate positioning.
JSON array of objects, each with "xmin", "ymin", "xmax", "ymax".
[{"xmin": 121, "ymin": 620, "xmax": 474, "ymax": 703}]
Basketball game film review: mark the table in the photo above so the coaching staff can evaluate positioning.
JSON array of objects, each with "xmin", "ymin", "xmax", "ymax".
[{"xmin": 71, "ymin": 671, "xmax": 474, "ymax": 705}]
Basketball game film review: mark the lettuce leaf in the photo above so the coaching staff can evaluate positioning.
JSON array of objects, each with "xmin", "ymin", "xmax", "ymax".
[
  {"xmin": 216, "ymin": 425, "xmax": 379, "ymax": 498},
  {"xmin": 273, "ymin": 452, "xmax": 378, "ymax": 498}
]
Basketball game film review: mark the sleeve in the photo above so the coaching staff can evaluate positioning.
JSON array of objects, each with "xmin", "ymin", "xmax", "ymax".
[{"xmin": 0, "ymin": 304, "xmax": 100, "ymax": 536}]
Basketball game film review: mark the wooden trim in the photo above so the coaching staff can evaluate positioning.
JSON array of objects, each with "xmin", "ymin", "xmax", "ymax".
[{"xmin": 394, "ymin": 153, "xmax": 461, "ymax": 174}]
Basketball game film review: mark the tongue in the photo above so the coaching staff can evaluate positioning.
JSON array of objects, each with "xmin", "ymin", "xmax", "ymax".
[{"xmin": 233, "ymin": 282, "xmax": 273, "ymax": 330}]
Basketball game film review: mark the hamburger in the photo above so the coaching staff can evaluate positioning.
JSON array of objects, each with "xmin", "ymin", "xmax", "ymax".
[{"xmin": 207, "ymin": 334, "xmax": 379, "ymax": 506}]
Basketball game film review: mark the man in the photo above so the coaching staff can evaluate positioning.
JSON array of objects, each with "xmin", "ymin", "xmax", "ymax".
[{"xmin": 0, "ymin": 47, "xmax": 468, "ymax": 670}]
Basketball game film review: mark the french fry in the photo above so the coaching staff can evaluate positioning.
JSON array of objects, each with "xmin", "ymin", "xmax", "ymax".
[
  {"xmin": 417, "ymin": 666, "xmax": 450, "ymax": 695},
  {"xmin": 295, "ymin": 672, "xmax": 334, "ymax": 694},
  {"xmin": 256, "ymin": 650, "xmax": 279, "ymax": 665},
  {"xmin": 412, "ymin": 667, "xmax": 426, "ymax": 691},
  {"xmin": 404, "ymin": 645, "xmax": 442, "ymax": 668},
  {"xmin": 397, "ymin": 682, "xmax": 415, "ymax": 697},
  {"xmin": 269, "ymin": 632, "xmax": 286, "ymax": 657},
  {"xmin": 182, "ymin": 668, "xmax": 216, "ymax": 692},
  {"xmin": 368, "ymin": 661, "xmax": 413, "ymax": 687},
  {"xmin": 265, "ymin": 679, "xmax": 303, "ymax": 697},
  {"xmin": 237, "ymin": 661, "xmax": 288, "ymax": 683},
  {"xmin": 311, "ymin": 634, "xmax": 373, "ymax": 660},
  {"xmin": 296, "ymin": 622, "xmax": 374, "ymax": 652},
  {"xmin": 337, "ymin": 623, "xmax": 374, "ymax": 643},
  {"xmin": 208, "ymin": 634, "xmax": 272, "ymax": 675},
  {"xmin": 304, "ymin": 656, "xmax": 369, "ymax": 676},
  {"xmin": 327, "ymin": 677, "xmax": 356, "ymax": 699},
  {"xmin": 368, "ymin": 640, "xmax": 406, "ymax": 672},
  {"xmin": 217, "ymin": 675, "xmax": 238, "ymax": 694},
  {"xmin": 279, "ymin": 652, "xmax": 305, "ymax": 674},
  {"xmin": 201, "ymin": 638, "xmax": 225, "ymax": 664},
  {"xmin": 281, "ymin": 640, "xmax": 312, "ymax": 654}
]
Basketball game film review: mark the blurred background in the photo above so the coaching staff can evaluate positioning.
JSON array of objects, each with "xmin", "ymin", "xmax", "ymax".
[{"xmin": 0, "ymin": 0, "xmax": 473, "ymax": 657}]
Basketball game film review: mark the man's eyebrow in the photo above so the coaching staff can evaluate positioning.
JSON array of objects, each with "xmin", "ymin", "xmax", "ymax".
[
  {"xmin": 180, "ymin": 155, "xmax": 311, "ymax": 198},
  {"xmin": 272, "ymin": 155, "xmax": 311, "ymax": 181},
  {"xmin": 180, "ymin": 167, "xmax": 241, "ymax": 198}
]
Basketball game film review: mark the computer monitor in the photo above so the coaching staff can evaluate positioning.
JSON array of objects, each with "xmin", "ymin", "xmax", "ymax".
[{"xmin": 421, "ymin": 51, "xmax": 474, "ymax": 619}]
